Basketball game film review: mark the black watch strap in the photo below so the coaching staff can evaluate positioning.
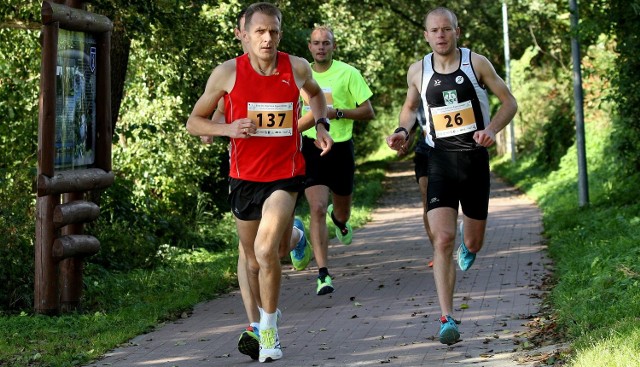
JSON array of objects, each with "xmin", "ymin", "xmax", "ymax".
[
  {"xmin": 394, "ymin": 127, "xmax": 409, "ymax": 141},
  {"xmin": 316, "ymin": 117, "xmax": 330, "ymax": 132}
]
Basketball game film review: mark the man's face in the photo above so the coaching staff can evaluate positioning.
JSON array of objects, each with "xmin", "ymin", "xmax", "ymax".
[
  {"xmin": 244, "ymin": 12, "xmax": 281, "ymax": 60},
  {"xmin": 308, "ymin": 29, "xmax": 335, "ymax": 65},
  {"xmin": 424, "ymin": 13, "xmax": 459, "ymax": 56}
]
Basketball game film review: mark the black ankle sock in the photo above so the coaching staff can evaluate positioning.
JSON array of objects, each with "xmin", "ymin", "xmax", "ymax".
[
  {"xmin": 318, "ymin": 267, "xmax": 329, "ymax": 278},
  {"xmin": 330, "ymin": 211, "xmax": 347, "ymax": 231}
]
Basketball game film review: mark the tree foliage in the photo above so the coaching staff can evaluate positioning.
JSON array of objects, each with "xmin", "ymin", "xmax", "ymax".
[{"xmin": 608, "ymin": 0, "xmax": 640, "ymax": 174}]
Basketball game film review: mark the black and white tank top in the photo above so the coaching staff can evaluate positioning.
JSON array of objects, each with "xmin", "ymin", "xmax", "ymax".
[{"xmin": 420, "ymin": 47, "xmax": 490, "ymax": 151}]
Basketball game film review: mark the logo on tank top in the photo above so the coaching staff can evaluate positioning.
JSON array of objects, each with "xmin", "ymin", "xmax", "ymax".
[
  {"xmin": 433, "ymin": 79, "xmax": 442, "ymax": 87},
  {"xmin": 443, "ymin": 90, "xmax": 458, "ymax": 105},
  {"xmin": 455, "ymin": 76, "xmax": 465, "ymax": 84}
]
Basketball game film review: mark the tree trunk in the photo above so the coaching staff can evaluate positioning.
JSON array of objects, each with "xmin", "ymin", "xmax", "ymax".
[{"xmin": 110, "ymin": 26, "xmax": 130, "ymax": 135}]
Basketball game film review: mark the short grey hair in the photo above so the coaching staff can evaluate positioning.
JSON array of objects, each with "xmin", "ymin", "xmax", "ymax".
[
  {"xmin": 310, "ymin": 25, "xmax": 335, "ymax": 44},
  {"xmin": 245, "ymin": 2, "xmax": 282, "ymax": 30},
  {"xmin": 424, "ymin": 7, "xmax": 458, "ymax": 29}
]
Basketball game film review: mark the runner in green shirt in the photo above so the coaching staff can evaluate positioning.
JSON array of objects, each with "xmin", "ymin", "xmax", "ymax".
[{"xmin": 297, "ymin": 25, "xmax": 375, "ymax": 295}]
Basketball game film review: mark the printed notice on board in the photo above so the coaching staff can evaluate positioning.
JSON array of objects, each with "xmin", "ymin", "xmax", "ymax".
[{"xmin": 55, "ymin": 29, "xmax": 97, "ymax": 170}]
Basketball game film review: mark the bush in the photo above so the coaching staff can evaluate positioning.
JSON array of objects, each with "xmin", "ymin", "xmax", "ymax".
[
  {"xmin": 86, "ymin": 175, "xmax": 234, "ymax": 271},
  {"xmin": 534, "ymin": 95, "xmax": 575, "ymax": 170},
  {"xmin": 0, "ymin": 168, "xmax": 36, "ymax": 312}
]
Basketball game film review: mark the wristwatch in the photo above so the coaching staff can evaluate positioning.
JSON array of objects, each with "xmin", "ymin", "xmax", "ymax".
[
  {"xmin": 394, "ymin": 127, "xmax": 409, "ymax": 141},
  {"xmin": 336, "ymin": 109, "xmax": 344, "ymax": 120},
  {"xmin": 315, "ymin": 117, "xmax": 330, "ymax": 131}
]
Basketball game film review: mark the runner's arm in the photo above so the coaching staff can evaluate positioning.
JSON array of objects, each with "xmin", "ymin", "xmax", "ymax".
[{"xmin": 472, "ymin": 53, "xmax": 518, "ymax": 147}]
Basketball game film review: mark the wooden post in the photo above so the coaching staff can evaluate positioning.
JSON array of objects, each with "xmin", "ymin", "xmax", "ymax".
[
  {"xmin": 36, "ymin": 0, "xmax": 113, "ymax": 314},
  {"xmin": 35, "ymin": 19, "xmax": 60, "ymax": 315},
  {"xmin": 35, "ymin": 195, "xmax": 60, "ymax": 315},
  {"xmin": 59, "ymin": 192, "xmax": 84, "ymax": 312},
  {"xmin": 94, "ymin": 30, "xmax": 112, "ymax": 172}
]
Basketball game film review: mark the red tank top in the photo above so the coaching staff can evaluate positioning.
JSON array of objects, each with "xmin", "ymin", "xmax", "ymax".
[{"xmin": 225, "ymin": 52, "xmax": 305, "ymax": 182}]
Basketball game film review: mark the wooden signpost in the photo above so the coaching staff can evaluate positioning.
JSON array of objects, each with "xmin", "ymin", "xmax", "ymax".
[{"xmin": 36, "ymin": 0, "xmax": 113, "ymax": 314}]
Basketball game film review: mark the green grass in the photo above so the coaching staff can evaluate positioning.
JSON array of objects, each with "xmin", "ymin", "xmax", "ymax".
[
  {"xmin": 0, "ymin": 248, "xmax": 238, "ymax": 367},
  {"xmin": 0, "ymin": 158, "xmax": 388, "ymax": 367},
  {"xmin": 493, "ymin": 125, "xmax": 640, "ymax": 366}
]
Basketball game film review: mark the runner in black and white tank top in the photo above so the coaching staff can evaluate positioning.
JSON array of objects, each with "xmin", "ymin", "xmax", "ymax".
[{"xmin": 420, "ymin": 47, "xmax": 491, "ymax": 151}]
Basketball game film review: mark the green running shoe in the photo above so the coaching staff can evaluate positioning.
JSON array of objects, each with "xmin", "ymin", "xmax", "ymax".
[
  {"xmin": 328, "ymin": 204, "xmax": 352, "ymax": 245},
  {"xmin": 290, "ymin": 217, "xmax": 312, "ymax": 271},
  {"xmin": 237, "ymin": 325, "xmax": 259, "ymax": 360},
  {"xmin": 316, "ymin": 274, "xmax": 334, "ymax": 295}
]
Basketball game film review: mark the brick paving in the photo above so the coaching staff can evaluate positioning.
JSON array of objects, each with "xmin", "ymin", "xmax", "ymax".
[{"xmin": 85, "ymin": 160, "xmax": 550, "ymax": 367}]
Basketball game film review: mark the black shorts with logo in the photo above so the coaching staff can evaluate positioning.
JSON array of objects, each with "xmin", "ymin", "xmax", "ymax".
[
  {"xmin": 228, "ymin": 175, "xmax": 306, "ymax": 221},
  {"xmin": 427, "ymin": 148, "xmax": 490, "ymax": 220}
]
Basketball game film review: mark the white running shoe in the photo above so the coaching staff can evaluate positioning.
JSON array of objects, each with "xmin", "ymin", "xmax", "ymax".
[{"xmin": 258, "ymin": 327, "xmax": 282, "ymax": 363}]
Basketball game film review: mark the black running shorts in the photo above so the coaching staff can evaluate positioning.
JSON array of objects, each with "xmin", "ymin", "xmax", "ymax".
[
  {"xmin": 413, "ymin": 150, "xmax": 430, "ymax": 183},
  {"xmin": 302, "ymin": 137, "xmax": 355, "ymax": 196},
  {"xmin": 228, "ymin": 176, "xmax": 305, "ymax": 221},
  {"xmin": 426, "ymin": 148, "xmax": 490, "ymax": 220}
]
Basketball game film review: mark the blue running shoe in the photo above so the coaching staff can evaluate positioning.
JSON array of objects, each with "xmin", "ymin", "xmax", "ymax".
[
  {"xmin": 439, "ymin": 315, "xmax": 461, "ymax": 345},
  {"xmin": 457, "ymin": 242, "xmax": 476, "ymax": 271},
  {"xmin": 290, "ymin": 217, "xmax": 312, "ymax": 271},
  {"xmin": 457, "ymin": 221, "xmax": 476, "ymax": 271}
]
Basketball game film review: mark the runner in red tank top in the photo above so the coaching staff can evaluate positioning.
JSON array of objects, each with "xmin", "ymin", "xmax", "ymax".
[
  {"xmin": 186, "ymin": 2, "xmax": 333, "ymax": 363},
  {"xmin": 197, "ymin": 10, "xmax": 318, "ymax": 360}
]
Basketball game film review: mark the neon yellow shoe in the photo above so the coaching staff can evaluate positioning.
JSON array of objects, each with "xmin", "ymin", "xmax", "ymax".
[
  {"xmin": 258, "ymin": 327, "xmax": 282, "ymax": 362},
  {"xmin": 237, "ymin": 325, "xmax": 259, "ymax": 360},
  {"xmin": 336, "ymin": 222, "xmax": 353, "ymax": 245},
  {"xmin": 316, "ymin": 274, "xmax": 334, "ymax": 295},
  {"xmin": 327, "ymin": 204, "xmax": 352, "ymax": 245}
]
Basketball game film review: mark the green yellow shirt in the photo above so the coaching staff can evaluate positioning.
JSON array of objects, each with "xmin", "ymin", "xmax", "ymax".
[{"xmin": 301, "ymin": 60, "xmax": 373, "ymax": 142}]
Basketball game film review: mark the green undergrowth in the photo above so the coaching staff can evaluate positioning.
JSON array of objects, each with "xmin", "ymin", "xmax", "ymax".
[
  {"xmin": 0, "ymin": 158, "xmax": 388, "ymax": 367},
  {"xmin": 0, "ymin": 248, "xmax": 237, "ymax": 367},
  {"xmin": 493, "ymin": 126, "xmax": 640, "ymax": 367}
]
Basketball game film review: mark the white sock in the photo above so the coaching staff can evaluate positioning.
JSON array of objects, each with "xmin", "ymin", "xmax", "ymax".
[
  {"xmin": 250, "ymin": 322, "xmax": 260, "ymax": 329},
  {"xmin": 260, "ymin": 311, "xmax": 278, "ymax": 330}
]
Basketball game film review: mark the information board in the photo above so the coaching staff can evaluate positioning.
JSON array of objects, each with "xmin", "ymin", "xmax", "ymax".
[{"xmin": 55, "ymin": 29, "xmax": 97, "ymax": 170}]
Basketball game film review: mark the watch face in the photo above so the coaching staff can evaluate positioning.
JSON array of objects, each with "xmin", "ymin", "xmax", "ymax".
[{"xmin": 337, "ymin": 111, "xmax": 344, "ymax": 118}]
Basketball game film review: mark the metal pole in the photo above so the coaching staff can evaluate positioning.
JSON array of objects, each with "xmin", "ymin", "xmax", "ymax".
[
  {"xmin": 502, "ymin": 0, "xmax": 516, "ymax": 162},
  {"xmin": 569, "ymin": 0, "xmax": 589, "ymax": 207}
]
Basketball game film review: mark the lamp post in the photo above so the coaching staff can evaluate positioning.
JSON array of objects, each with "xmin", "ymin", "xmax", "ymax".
[
  {"xmin": 569, "ymin": 0, "xmax": 589, "ymax": 207},
  {"xmin": 502, "ymin": 0, "xmax": 516, "ymax": 162}
]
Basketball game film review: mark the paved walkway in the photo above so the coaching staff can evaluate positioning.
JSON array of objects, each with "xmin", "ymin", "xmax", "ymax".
[{"xmin": 86, "ymin": 160, "xmax": 549, "ymax": 367}]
